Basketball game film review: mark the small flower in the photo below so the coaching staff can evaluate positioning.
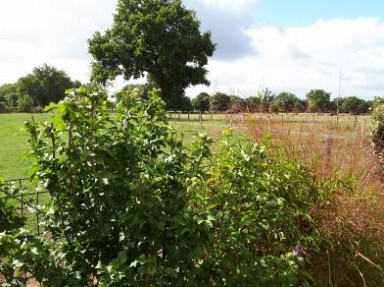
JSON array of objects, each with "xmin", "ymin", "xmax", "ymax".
[{"xmin": 293, "ymin": 242, "xmax": 302, "ymax": 256}]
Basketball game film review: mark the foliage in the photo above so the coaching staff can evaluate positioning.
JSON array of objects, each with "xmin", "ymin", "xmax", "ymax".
[
  {"xmin": 371, "ymin": 104, "xmax": 384, "ymax": 154},
  {"xmin": 0, "ymin": 83, "xmax": 18, "ymax": 108},
  {"xmin": 0, "ymin": 64, "xmax": 79, "ymax": 111},
  {"xmin": 178, "ymin": 95, "xmax": 193, "ymax": 112},
  {"xmin": 229, "ymin": 95, "xmax": 245, "ymax": 113},
  {"xmin": 244, "ymin": 96, "xmax": 260, "ymax": 112},
  {"xmin": 272, "ymin": 92, "xmax": 300, "ymax": 113},
  {"xmin": 210, "ymin": 92, "xmax": 230, "ymax": 112},
  {"xmin": 256, "ymin": 87, "xmax": 275, "ymax": 113},
  {"xmin": 200, "ymin": 131, "xmax": 320, "ymax": 285},
  {"xmin": 0, "ymin": 87, "xmax": 325, "ymax": 286},
  {"xmin": 0, "ymin": 181, "xmax": 30, "ymax": 286},
  {"xmin": 306, "ymin": 89, "xmax": 331, "ymax": 113},
  {"xmin": 192, "ymin": 92, "xmax": 210, "ymax": 112},
  {"xmin": 11, "ymin": 87, "xmax": 211, "ymax": 286},
  {"xmin": 88, "ymin": 0, "xmax": 215, "ymax": 109},
  {"xmin": 340, "ymin": 96, "xmax": 370, "ymax": 114},
  {"xmin": 372, "ymin": 96, "xmax": 384, "ymax": 109},
  {"xmin": 17, "ymin": 94, "xmax": 34, "ymax": 112},
  {"xmin": 0, "ymin": 181, "xmax": 26, "ymax": 233},
  {"xmin": 17, "ymin": 64, "xmax": 78, "ymax": 107}
]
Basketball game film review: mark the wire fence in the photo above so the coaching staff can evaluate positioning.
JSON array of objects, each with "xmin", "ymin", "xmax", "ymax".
[{"xmin": 3, "ymin": 178, "xmax": 49, "ymax": 235}]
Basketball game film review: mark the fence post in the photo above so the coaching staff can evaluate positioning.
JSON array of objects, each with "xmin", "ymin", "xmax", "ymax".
[
  {"xmin": 200, "ymin": 113, "xmax": 203, "ymax": 128},
  {"xmin": 21, "ymin": 193, "xmax": 24, "ymax": 217},
  {"xmin": 36, "ymin": 191, "xmax": 40, "ymax": 236}
]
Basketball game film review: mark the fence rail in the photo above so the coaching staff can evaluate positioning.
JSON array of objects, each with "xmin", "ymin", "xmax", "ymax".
[{"xmin": 2, "ymin": 178, "xmax": 49, "ymax": 235}]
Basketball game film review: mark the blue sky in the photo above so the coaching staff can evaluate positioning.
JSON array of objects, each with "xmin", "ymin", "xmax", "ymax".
[
  {"xmin": 1, "ymin": 0, "xmax": 384, "ymax": 100},
  {"xmin": 252, "ymin": 0, "xmax": 384, "ymax": 28}
]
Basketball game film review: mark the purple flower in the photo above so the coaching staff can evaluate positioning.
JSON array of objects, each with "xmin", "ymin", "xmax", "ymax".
[{"xmin": 293, "ymin": 242, "xmax": 302, "ymax": 256}]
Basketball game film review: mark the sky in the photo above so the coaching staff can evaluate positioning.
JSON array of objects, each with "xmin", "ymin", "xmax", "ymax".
[{"xmin": 1, "ymin": 0, "xmax": 384, "ymax": 100}]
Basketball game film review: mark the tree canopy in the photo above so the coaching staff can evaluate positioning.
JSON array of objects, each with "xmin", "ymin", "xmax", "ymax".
[
  {"xmin": 272, "ymin": 92, "xmax": 301, "ymax": 113},
  {"xmin": 210, "ymin": 92, "xmax": 230, "ymax": 112},
  {"xmin": 306, "ymin": 89, "xmax": 331, "ymax": 112},
  {"xmin": 0, "ymin": 64, "xmax": 79, "ymax": 111},
  {"xmin": 192, "ymin": 92, "xmax": 210, "ymax": 112},
  {"xmin": 88, "ymin": 0, "xmax": 215, "ymax": 109}
]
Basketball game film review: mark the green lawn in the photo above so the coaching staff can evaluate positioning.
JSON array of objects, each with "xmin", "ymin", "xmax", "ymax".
[
  {"xmin": 0, "ymin": 113, "xmax": 48, "ymax": 181},
  {"xmin": 0, "ymin": 113, "xmax": 232, "ymax": 181}
]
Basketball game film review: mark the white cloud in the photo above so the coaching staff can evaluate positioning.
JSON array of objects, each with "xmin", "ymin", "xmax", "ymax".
[
  {"xmin": 187, "ymin": 18, "xmax": 384, "ymax": 99},
  {"xmin": 197, "ymin": 0, "xmax": 261, "ymax": 10},
  {"xmin": 0, "ymin": 0, "xmax": 117, "ymax": 85}
]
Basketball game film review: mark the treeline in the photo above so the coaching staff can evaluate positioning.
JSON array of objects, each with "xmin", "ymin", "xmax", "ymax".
[
  {"xmin": 192, "ymin": 88, "xmax": 384, "ymax": 114},
  {"xmin": 1, "ymin": 65, "xmax": 382, "ymax": 115},
  {"xmin": 0, "ymin": 64, "xmax": 80, "ymax": 112}
]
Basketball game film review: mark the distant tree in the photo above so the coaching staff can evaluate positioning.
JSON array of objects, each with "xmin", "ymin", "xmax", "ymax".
[
  {"xmin": 179, "ymin": 95, "xmax": 193, "ymax": 111},
  {"xmin": 88, "ymin": 0, "xmax": 215, "ymax": 110},
  {"xmin": 0, "ymin": 83, "xmax": 18, "ymax": 108},
  {"xmin": 229, "ymin": 95, "xmax": 245, "ymax": 113},
  {"xmin": 293, "ymin": 99, "xmax": 306, "ymax": 113},
  {"xmin": 192, "ymin": 92, "xmax": 211, "ymax": 112},
  {"xmin": 257, "ymin": 87, "xmax": 275, "ymax": 113},
  {"xmin": 17, "ymin": 94, "xmax": 34, "ymax": 112},
  {"xmin": 340, "ymin": 96, "xmax": 370, "ymax": 114},
  {"xmin": 272, "ymin": 92, "xmax": 300, "ymax": 113},
  {"xmin": 210, "ymin": 92, "xmax": 230, "ymax": 112},
  {"xmin": 306, "ymin": 89, "xmax": 331, "ymax": 112},
  {"xmin": 17, "ymin": 64, "xmax": 76, "ymax": 107},
  {"xmin": 244, "ymin": 96, "xmax": 260, "ymax": 112}
]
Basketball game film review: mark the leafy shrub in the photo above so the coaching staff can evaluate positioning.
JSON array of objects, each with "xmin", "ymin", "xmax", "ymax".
[
  {"xmin": 198, "ymin": 131, "xmax": 320, "ymax": 286},
  {"xmin": 19, "ymin": 87, "xmax": 212, "ymax": 286},
  {"xmin": 0, "ymin": 181, "xmax": 28, "ymax": 285},
  {"xmin": 371, "ymin": 104, "xmax": 384, "ymax": 154},
  {"xmin": 17, "ymin": 94, "xmax": 34, "ymax": 112},
  {"xmin": 1, "ymin": 87, "xmax": 322, "ymax": 286}
]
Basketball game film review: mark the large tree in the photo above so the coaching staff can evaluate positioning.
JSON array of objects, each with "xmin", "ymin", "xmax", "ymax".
[
  {"xmin": 340, "ymin": 96, "xmax": 370, "ymax": 114},
  {"xmin": 210, "ymin": 92, "xmax": 230, "ymax": 112},
  {"xmin": 17, "ymin": 64, "xmax": 78, "ymax": 107},
  {"xmin": 306, "ymin": 89, "xmax": 331, "ymax": 112},
  {"xmin": 192, "ymin": 92, "xmax": 211, "ymax": 112},
  {"xmin": 88, "ymin": 0, "xmax": 215, "ymax": 109},
  {"xmin": 272, "ymin": 92, "xmax": 301, "ymax": 113}
]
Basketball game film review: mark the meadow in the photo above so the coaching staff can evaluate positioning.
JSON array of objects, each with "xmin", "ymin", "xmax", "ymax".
[
  {"xmin": 0, "ymin": 112, "xmax": 232, "ymax": 181},
  {"xmin": 0, "ymin": 112, "xmax": 373, "ymax": 181}
]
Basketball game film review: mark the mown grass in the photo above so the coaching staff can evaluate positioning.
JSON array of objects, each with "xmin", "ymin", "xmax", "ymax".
[
  {"xmin": 0, "ymin": 112, "xmax": 232, "ymax": 181},
  {"xmin": 0, "ymin": 113, "xmax": 49, "ymax": 181}
]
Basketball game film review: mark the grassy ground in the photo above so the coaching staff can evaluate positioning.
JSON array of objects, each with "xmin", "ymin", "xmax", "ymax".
[
  {"xmin": 0, "ymin": 113, "xmax": 48, "ymax": 181},
  {"xmin": 0, "ymin": 112, "xmax": 233, "ymax": 181}
]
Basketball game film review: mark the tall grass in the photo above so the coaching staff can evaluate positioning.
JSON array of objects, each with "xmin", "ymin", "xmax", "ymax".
[{"xmin": 238, "ymin": 113, "xmax": 384, "ymax": 286}]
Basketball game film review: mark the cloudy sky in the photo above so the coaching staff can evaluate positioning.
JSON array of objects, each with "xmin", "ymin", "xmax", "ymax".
[{"xmin": 1, "ymin": 0, "xmax": 384, "ymax": 100}]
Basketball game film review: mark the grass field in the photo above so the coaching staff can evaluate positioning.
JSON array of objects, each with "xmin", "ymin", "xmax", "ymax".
[
  {"xmin": 0, "ymin": 112, "xmax": 372, "ymax": 181},
  {"xmin": 0, "ymin": 113, "xmax": 49, "ymax": 181},
  {"xmin": 0, "ymin": 112, "xmax": 233, "ymax": 181}
]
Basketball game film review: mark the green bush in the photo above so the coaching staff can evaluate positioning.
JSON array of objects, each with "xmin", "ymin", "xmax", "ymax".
[
  {"xmin": 1, "ymin": 87, "xmax": 321, "ymax": 286},
  {"xmin": 17, "ymin": 94, "xmax": 34, "ymax": 112},
  {"xmin": 371, "ymin": 104, "xmax": 384, "ymax": 154},
  {"xmin": 198, "ymin": 131, "xmax": 320, "ymax": 286}
]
